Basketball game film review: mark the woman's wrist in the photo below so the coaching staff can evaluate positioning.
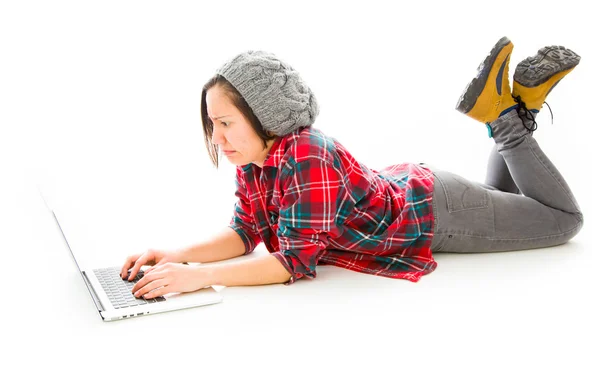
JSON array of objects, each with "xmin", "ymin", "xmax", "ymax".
[
  {"xmin": 194, "ymin": 254, "xmax": 291, "ymax": 287},
  {"xmin": 172, "ymin": 248, "xmax": 191, "ymax": 263},
  {"xmin": 199, "ymin": 265, "xmax": 218, "ymax": 287}
]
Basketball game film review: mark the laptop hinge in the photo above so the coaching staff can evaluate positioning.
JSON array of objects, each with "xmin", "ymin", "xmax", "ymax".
[{"xmin": 82, "ymin": 271, "xmax": 106, "ymax": 312}]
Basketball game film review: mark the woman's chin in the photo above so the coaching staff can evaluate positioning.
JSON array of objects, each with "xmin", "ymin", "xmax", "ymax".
[{"xmin": 225, "ymin": 154, "xmax": 249, "ymax": 166}]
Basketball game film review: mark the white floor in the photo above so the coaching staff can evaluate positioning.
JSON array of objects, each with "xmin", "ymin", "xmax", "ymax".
[
  {"xmin": 5, "ymin": 183, "xmax": 597, "ymax": 378},
  {"xmin": 3, "ymin": 1, "xmax": 599, "ymax": 378}
]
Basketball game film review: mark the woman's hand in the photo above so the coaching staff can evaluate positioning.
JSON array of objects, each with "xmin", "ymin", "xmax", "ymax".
[
  {"xmin": 131, "ymin": 263, "xmax": 211, "ymax": 299},
  {"xmin": 120, "ymin": 248, "xmax": 185, "ymax": 281}
]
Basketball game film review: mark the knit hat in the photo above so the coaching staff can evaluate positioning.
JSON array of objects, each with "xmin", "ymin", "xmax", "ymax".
[{"xmin": 215, "ymin": 50, "xmax": 319, "ymax": 136}]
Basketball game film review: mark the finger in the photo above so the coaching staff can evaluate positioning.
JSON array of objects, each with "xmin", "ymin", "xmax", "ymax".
[
  {"xmin": 135, "ymin": 279, "xmax": 169, "ymax": 299},
  {"xmin": 143, "ymin": 285, "xmax": 170, "ymax": 299},
  {"xmin": 143, "ymin": 262, "xmax": 166, "ymax": 275},
  {"xmin": 128, "ymin": 254, "xmax": 153, "ymax": 281},
  {"xmin": 131, "ymin": 270, "xmax": 152, "ymax": 294},
  {"xmin": 120, "ymin": 255, "xmax": 140, "ymax": 279},
  {"xmin": 131, "ymin": 269, "xmax": 163, "ymax": 294}
]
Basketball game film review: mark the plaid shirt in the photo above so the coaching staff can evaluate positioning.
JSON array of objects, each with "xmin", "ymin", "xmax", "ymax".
[{"xmin": 229, "ymin": 126, "xmax": 437, "ymax": 284}]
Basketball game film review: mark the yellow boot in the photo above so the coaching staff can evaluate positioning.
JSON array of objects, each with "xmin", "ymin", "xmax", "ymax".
[
  {"xmin": 512, "ymin": 45, "xmax": 581, "ymax": 112},
  {"xmin": 456, "ymin": 36, "xmax": 518, "ymax": 128}
]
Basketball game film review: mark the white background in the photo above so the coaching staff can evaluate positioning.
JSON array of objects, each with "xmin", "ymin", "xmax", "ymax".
[{"xmin": 2, "ymin": 1, "xmax": 598, "ymax": 378}]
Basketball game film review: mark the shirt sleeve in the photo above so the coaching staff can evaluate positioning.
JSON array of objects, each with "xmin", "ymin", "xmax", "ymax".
[
  {"xmin": 272, "ymin": 158, "xmax": 349, "ymax": 284},
  {"xmin": 229, "ymin": 167, "xmax": 262, "ymax": 255}
]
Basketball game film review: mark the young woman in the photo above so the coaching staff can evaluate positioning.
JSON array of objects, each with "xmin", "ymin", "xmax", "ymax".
[{"xmin": 121, "ymin": 36, "xmax": 584, "ymax": 299}]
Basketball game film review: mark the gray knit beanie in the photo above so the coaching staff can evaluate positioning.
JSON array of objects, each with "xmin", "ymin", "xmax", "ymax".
[{"xmin": 215, "ymin": 50, "xmax": 319, "ymax": 136}]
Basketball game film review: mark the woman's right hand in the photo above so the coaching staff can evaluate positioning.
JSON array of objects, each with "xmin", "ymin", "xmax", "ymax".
[{"xmin": 120, "ymin": 248, "xmax": 185, "ymax": 281}]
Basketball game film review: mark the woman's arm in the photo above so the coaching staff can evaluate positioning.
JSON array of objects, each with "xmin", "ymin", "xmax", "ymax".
[
  {"xmin": 204, "ymin": 253, "xmax": 292, "ymax": 287},
  {"xmin": 133, "ymin": 253, "xmax": 292, "ymax": 298},
  {"xmin": 179, "ymin": 227, "xmax": 247, "ymax": 263}
]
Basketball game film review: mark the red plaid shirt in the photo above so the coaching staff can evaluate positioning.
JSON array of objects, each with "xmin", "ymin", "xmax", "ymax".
[{"xmin": 229, "ymin": 126, "xmax": 437, "ymax": 284}]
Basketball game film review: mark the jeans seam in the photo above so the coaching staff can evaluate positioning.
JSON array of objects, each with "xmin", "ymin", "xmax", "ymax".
[
  {"xmin": 436, "ymin": 220, "xmax": 582, "ymax": 242},
  {"xmin": 431, "ymin": 175, "xmax": 443, "ymax": 251},
  {"xmin": 439, "ymin": 173, "xmax": 454, "ymax": 211}
]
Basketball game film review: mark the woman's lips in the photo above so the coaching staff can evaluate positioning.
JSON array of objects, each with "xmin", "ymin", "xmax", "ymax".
[{"xmin": 223, "ymin": 150, "xmax": 236, "ymax": 156}]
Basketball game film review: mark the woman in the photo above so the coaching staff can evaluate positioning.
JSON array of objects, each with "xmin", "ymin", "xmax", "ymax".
[{"xmin": 121, "ymin": 36, "xmax": 584, "ymax": 299}]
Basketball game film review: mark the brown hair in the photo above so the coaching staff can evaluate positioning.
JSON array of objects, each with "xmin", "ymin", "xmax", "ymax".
[{"xmin": 200, "ymin": 74, "xmax": 276, "ymax": 168}]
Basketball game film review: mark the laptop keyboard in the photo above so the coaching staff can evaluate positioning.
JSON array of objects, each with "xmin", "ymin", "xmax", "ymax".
[{"xmin": 94, "ymin": 267, "xmax": 166, "ymax": 309}]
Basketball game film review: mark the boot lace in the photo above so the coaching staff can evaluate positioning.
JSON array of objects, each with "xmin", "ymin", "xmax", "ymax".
[{"xmin": 512, "ymin": 95, "xmax": 554, "ymax": 134}]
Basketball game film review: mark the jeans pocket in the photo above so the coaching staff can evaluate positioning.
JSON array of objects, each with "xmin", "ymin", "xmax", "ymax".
[{"xmin": 434, "ymin": 170, "xmax": 490, "ymax": 213}]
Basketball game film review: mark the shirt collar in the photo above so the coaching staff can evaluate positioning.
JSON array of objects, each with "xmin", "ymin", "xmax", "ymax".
[{"xmin": 262, "ymin": 126, "xmax": 310, "ymax": 168}]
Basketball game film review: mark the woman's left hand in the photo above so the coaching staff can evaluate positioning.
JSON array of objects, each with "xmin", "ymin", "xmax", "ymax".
[{"xmin": 131, "ymin": 263, "xmax": 210, "ymax": 299}]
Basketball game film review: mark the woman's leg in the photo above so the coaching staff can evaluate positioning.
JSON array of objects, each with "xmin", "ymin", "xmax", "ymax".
[
  {"xmin": 489, "ymin": 110, "xmax": 581, "ymax": 213},
  {"xmin": 430, "ymin": 110, "xmax": 583, "ymax": 253},
  {"xmin": 431, "ymin": 39, "xmax": 583, "ymax": 253},
  {"xmin": 484, "ymin": 147, "xmax": 520, "ymax": 194},
  {"xmin": 483, "ymin": 45, "xmax": 579, "ymax": 195}
]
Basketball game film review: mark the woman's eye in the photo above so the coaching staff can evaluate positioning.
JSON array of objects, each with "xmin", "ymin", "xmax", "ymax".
[{"xmin": 221, "ymin": 122, "xmax": 229, "ymax": 127}]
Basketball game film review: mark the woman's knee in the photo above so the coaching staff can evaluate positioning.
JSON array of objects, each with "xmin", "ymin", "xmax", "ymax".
[
  {"xmin": 573, "ymin": 210, "xmax": 584, "ymax": 236},
  {"xmin": 561, "ymin": 210, "xmax": 584, "ymax": 243}
]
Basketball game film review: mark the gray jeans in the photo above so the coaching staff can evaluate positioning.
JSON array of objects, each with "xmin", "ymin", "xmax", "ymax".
[{"xmin": 429, "ymin": 109, "xmax": 584, "ymax": 253}]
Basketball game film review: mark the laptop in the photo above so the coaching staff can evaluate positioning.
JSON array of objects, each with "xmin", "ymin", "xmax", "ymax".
[{"xmin": 39, "ymin": 187, "xmax": 223, "ymax": 321}]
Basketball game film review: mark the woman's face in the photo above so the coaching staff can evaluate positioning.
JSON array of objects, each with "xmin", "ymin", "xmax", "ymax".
[{"xmin": 206, "ymin": 85, "xmax": 275, "ymax": 167}]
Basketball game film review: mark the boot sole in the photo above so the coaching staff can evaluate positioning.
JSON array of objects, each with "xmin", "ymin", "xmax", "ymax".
[
  {"xmin": 456, "ymin": 37, "xmax": 512, "ymax": 114},
  {"xmin": 514, "ymin": 46, "xmax": 581, "ymax": 87}
]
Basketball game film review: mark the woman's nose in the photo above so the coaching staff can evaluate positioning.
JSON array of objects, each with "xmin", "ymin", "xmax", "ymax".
[{"xmin": 211, "ymin": 127, "xmax": 224, "ymax": 145}]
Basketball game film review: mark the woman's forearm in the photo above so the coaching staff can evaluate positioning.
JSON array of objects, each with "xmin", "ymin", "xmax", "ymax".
[
  {"xmin": 179, "ymin": 227, "xmax": 247, "ymax": 263},
  {"xmin": 205, "ymin": 254, "xmax": 292, "ymax": 287}
]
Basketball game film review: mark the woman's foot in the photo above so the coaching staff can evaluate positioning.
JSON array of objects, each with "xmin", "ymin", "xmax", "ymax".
[
  {"xmin": 456, "ymin": 36, "xmax": 518, "ymax": 125},
  {"xmin": 512, "ymin": 45, "xmax": 581, "ymax": 112}
]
